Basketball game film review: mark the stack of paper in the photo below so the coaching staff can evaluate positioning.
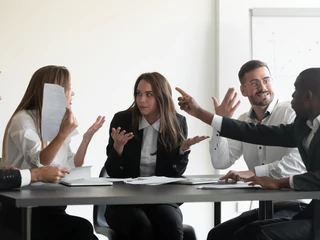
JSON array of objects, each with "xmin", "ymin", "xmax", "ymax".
[{"xmin": 125, "ymin": 176, "xmax": 185, "ymax": 185}]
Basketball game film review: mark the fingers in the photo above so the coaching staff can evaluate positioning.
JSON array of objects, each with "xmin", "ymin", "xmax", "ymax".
[
  {"xmin": 182, "ymin": 135, "xmax": 210, "ymax": 149},
  {"xmin": 59, "ymin": 167, "xmax": 70, "ymax": 174},
  {"xmin": 111, "ymin": 127, "xmax": 134, "ymax": 142},
  {"xmin": 175, "ymin": 87, "xmax": 189, "ymax": 97},
  {"xmin": 212, "ymin": 97, "xmax": 219, "ymax": 109}
]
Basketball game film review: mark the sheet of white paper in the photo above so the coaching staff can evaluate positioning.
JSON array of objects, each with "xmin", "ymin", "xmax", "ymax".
[
  {"xmin": 126, "ymin": 176, "xmax": 185, "ymax": 185},
  {"xmin": 196, "ymin": 181, "xmax": 262, "ymax": 189},
  {"xmin": 41, "ymin": 83, "xmax": 78, "ymax": 142},
  {"xmin": 62, "ymin": 166, "xmax": 92, "ymax": 181},
  {"xmin": 105, "ymin": 178, "xmax": 133, "ymax": 182}
]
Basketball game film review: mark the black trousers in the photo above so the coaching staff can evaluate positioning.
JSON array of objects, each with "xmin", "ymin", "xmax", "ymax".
[
  {"xmin": 207, "ymin": 201, "xmax": 307, "ymax": 240},
  {"xmin": 2, "ymin": 205, "xmax": 98, "ymax": 240},
  {"xmin": 234, "ymin": 217, "xmax": 313, "ymax": 240},
  {"xmin": 105, "ymin": 204, "xmax": 184, "ymax": 240}
]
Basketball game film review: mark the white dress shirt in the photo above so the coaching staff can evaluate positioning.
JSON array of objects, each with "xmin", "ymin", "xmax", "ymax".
[
  {"xmin": 139, "ymin": 116, "xmax": 159, "ymax": 177},
  {"xmin": 4, "ymin": 110, "xmax": 75, "ymax": 169},
  {"xmin": 210, "ymin": 99, "xmax": 306, "ymax": 179}
]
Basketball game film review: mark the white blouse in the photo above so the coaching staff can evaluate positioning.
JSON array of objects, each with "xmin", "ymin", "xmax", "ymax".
[{"xmin": 4, "ymin": 110, "xmax": 75, "ymax": 169}]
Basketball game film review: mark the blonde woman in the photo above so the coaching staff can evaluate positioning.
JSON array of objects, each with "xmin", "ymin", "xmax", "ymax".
[{"xmin": 2, "ymin": 65, "xmax": 104, "ymax": 240}]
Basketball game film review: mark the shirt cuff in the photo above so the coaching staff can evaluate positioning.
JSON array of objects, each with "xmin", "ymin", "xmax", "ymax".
[
  {"xmin": 20, "ymin": 169, "xmax": 31, "ymax": 187},
  {"xmin": 211, "ymin": 115, "xmax": 223, "ymax": 132},
  {"xmin": 254, "ymin": 165, "xmax": 268, "ymax": 177},
  {"xmin": 289, "ymin": 175, "xmax": 294, "ymax": 189},
  {"xmin": 179, "ymin": 147, "xmax": 190, "ymax": 155}
]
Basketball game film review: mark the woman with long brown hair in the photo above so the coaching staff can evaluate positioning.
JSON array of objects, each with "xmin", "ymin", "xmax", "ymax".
[
  {"xmin": 104, "ymin": 72, "xmax": 208, "ymax": 240},
  {"xmin": 2, "ymin": 65, "xmax": 104, "ymax": 240}
]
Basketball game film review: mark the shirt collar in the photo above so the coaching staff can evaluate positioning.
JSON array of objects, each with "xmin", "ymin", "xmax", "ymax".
[
  {"xmin": 248, "ymin": 97, "xmax": 278, "ymax": 120},
  {"xmin": 139, "ymin": 116, "xmax": 160, "ymax": 132},
  {"xmin": 306, "ymin": 115, "xmax": 320, "ymax": 133}
]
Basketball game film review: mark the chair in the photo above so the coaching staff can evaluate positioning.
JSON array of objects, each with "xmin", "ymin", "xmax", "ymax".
[{"xmin": 93, "ymin": 167, "xmax": 197, "ymax": 240}]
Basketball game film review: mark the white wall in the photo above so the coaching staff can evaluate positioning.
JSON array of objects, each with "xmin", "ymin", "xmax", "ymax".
[{"xmin": 0, "ymin": 1, "xmax": 217, "ymax": 239}]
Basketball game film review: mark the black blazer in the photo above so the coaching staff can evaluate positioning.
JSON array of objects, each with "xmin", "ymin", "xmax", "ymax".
[
  {"xmin": 105, "ymin": 109, "xmax": 190, "ymax": 178},
  {"xmin": 0, "ymin": 170, "xmax": 21, "ymax": 190},
  {"xmin": 221, "ymin": 116, "xmax": 320, "ymax": 239}
]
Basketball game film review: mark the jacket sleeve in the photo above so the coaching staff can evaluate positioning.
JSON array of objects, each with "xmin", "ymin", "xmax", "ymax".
[
  {"xmin": 292, "ymin": 172, "xmax": 320, "ymax": 191},
  {"xmin": 105, "ymin": 113, "xmax": 128, "ymax": 177},
  {"xmin": 0, "ymin": 170, "xmax": 21, "ymax": 190},
  {"xmin": 220, "ymin": 117, "xmax": 297, "ymax": 148}
]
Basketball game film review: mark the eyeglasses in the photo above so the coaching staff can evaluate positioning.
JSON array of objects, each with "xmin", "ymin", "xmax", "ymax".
[{"xmin": 243, "ymin": 78, "xmax": 272, "ymax": 88}]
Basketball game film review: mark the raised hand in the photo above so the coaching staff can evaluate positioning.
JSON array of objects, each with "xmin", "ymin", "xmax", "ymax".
[
  {"xmin": 220, "ymin": 170, "xmax": 255, "ymax": 182},
  {"xmin": 83, "ymin": 116, "xmax": 106, "ymax": 141},
  {"xmin": 30, "ymin": 166, "xmax": 70, "ymax": 183},
  {"xmin": 212, "ymin": 88, "xmax": 241, "ymax": 118},
  {"xmin": 175, "ymin": 87, "xmax": 202, "ymax": 117},
  {"xmin": 111, "ymin": 127, "xmax": 135, "ymax": 155},
  {"xmin": 59, "ymin": 107, "xmax": 78, "ymax": 138},
  {"xmin": 181, "ymin": 135, "xmax": 210, "ymax": 151}
]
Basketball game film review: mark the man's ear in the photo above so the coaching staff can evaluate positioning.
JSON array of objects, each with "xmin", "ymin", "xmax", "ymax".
[
  {"xmin": 306, "ymin": 90, "xmax": 313, "ymax": 101},
  {"xmin": 240, "ymin": 85, "xmax": 247, "ymax": 97}
]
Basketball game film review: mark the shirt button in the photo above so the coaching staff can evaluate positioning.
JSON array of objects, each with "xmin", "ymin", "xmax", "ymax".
[
  {"xmin": 172, "ymin": 165, "xmax": 177, "ymax": 169},
  {"xmin": 119, "ymin": 166, "xmax": 123, "ymax": 170},
  {"xmin": 259, "ymin": 146, "xmax": 262, "ymax": 149}
]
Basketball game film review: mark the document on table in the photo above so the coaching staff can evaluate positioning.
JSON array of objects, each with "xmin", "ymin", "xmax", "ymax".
[
  {"xmin": 41, "ymin": 83, "xmax": 78, "ymax": 142},
  {"xmin": 196, "ymin": 181, "xmax": 262, "ymax": 189},
  {"xmin": 62, "ymin": 166, "xmax": 92, "ymax": 181},
  {"xmin": 125, "ymin": 176, "xmax": 185, "ymax": 185}
]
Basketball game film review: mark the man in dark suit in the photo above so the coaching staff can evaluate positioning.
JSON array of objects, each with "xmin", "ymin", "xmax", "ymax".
[{"xmin": 176, "ymin": 67, "xmax": 320, "ymax": 239}]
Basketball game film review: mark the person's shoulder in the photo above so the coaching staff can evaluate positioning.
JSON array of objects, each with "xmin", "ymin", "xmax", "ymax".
[
  {"xmin": 274, "ymin": 100, "xmax": 295, "ymax": 114},
  {"xmin": 112, "ymin": 109, "xmax": 133, "ymax": 123},
  {"xmin": 114, "ymin": 109, "xmax": 132, "ymax": 117},
  {"xmin": 11, "ymin": 110, "xmax": 35, "ymax": 125},
  {"xmin": 175, "ymin": 112, "xmax": 186, "ymax": 121}
]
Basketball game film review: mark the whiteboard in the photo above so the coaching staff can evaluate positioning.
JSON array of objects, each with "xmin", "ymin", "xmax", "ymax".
[{"xmin": 251, "ymin": 9, "xmax": 320, "ymax": 100}]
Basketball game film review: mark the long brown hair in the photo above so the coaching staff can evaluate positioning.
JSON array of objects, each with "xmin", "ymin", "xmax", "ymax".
[
  {"xmin": 129, "ymin": 72, "xmax": 185, "ymax": 150},
  {"xmin": 2, "ymin": 65, "xmax": 70, "ymax": 164}
]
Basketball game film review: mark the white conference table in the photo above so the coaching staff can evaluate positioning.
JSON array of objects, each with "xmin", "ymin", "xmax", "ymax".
[{"xmin": 0, "ymin": 178, "xmax": 319, "ymax": 240}]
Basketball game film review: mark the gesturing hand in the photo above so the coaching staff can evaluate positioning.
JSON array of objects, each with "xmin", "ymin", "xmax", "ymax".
[
  {"xmin": 212, "ymin": 88, "xmax": 240, "ymax": 118},
  {"xmin": 111, "ymin": 127, "xmax": 134, "ymax": 155},
  {"xmin": 181, "ymin": 135, "xmax": 210, "ymax": 151},
  {"xmin": 175, "ymin": 87, "xmax": 201, "ymax": 117},
  {"xmin": 83, "ymin": 116, "xmax": 106, "ymax": 141}
]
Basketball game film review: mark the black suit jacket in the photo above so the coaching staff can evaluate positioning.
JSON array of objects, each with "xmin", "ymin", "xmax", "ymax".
[
  {"xmin": 0, "ymin": 170, "xmax": 21, "ymax": 190},
  {"xmin": 105, "ymin": 109, "xmax": 190, "ymax": 178},
  {"xmin": 221, "ymin": 116, "xmax": 320, "ymax": 239}
]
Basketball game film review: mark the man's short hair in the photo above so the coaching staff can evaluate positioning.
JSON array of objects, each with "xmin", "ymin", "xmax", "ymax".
[{"xmin": 238, "ymin": 60, "xmax": 270, "ymax": 85}]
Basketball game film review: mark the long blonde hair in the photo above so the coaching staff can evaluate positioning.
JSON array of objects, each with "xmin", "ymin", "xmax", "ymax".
[{"xmin": 2, "ymin": 65, "xmax": 70, "ymax": 164}]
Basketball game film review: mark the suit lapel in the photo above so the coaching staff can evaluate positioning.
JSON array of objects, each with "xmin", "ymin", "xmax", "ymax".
[{"xmin": 308, "ymin": 128, "xmax": 320, "ymax": 168}]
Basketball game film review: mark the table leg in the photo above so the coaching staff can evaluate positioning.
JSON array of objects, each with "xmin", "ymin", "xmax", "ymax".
[
  {"xmin": 258, "ymin": 201, "xmax": 266, "ymax": 220},
  {"xmin": 259, "ymin": 200, "xmax": 273, "ymax": 220},
  {"xmin": 266, "ymin": 200, "xmax": 273, "ymax": 219},
  {"xmin": 214, "ymin": 202, "xmax": 221, "ymax": 226},
  {"xmin": 21, "ymin": 207, "xmax": 32, "ymax": 240}
]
